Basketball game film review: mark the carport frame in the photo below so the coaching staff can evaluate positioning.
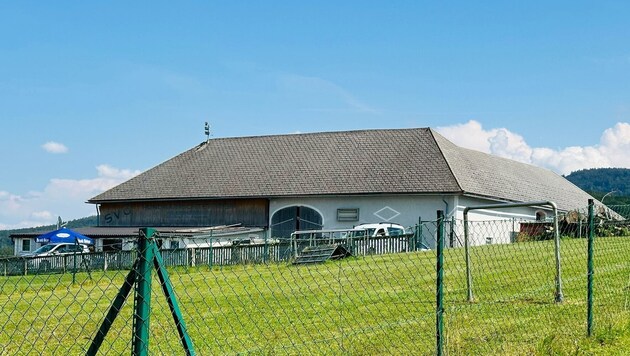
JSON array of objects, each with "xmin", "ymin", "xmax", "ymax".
[{"xmin": 463, "ymin": 201, "xmax": 563, "ymax": 303}]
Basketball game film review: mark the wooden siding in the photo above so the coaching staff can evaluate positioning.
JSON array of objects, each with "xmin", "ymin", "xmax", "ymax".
[{"xmin": 98, "ymin": 199, "xmax": 269, "ymax": 227}]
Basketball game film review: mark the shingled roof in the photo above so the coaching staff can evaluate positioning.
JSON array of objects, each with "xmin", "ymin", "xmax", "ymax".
[{"xmin": 89, "ymin": 128, "xmax": 593, "ymax": 211}]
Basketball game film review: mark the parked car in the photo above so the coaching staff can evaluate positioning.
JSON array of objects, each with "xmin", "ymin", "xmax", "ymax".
[
  {"xmin": 26, "ymin": 243, "xmax": 91, "ymax": 272},
  {"xmin": 349, "ymin": 223, "xmax": 407, "ymax": 238},
  {"xmin": 30, "ymin": 243, "xmax": 91, "ymax": 256}
]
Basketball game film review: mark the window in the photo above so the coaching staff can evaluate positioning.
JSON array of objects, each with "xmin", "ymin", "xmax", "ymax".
[
  {"xmin": 170, "ymin": 240, "xmax": 180, "ymax": 249},
  {"xmin": 67, "ymin": 245, "xmax": 84, "ymax": 253},
  {"xmin": 337, "ymin": 208, "xmax": 359, "ymax": 222},
  {"xmin": 21, "ymin": 239, "xmax": 31, "ymax": 252},
  {"xmin": 102, "ymin": 239, "xmax": 123, "ymax": 252}
]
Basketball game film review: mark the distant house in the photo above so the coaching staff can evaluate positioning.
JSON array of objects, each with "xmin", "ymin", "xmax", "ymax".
[
  {"xmin": 10, "ymin": 225, "xmax": 266, "ymax": 256},
  {"xmin": 82, "ymin": 128, "xmax": 594, "ymax": 249}
]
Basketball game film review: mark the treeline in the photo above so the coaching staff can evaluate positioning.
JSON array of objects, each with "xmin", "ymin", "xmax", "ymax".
[
  {"xmin": 565, "ymin": 168, "xmax": 630, "ymax": 205},
  {"xmin": 0, "ymin": 216, "xmax": 98, "ymax": 256}
]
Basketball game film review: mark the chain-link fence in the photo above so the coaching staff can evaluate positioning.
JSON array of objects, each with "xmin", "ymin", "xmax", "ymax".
[{"xmin": 1, "ymin": 201, "xmax": 629, "ymax": 355}]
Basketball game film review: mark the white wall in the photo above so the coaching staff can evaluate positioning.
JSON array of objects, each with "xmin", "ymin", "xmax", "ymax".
[
  {"xmin": 13, "ymin": 238, "xmax": 45, "ymax": 256},
  {"xmin": 452, "ymin": 196, "xmax": 557, "ymax": 246},
  {"xmin": 270, "ymin": 194, "xmax": 457, "ymax": 231},
  {"xmin": 270, "ymin": 194, "xmax": 555, "ymax": 249}
]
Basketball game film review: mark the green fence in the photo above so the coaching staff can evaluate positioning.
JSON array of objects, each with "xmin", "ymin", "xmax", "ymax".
[{"xmin": 1, "ymin": 202, "xmax": 629, "ymax": 354}]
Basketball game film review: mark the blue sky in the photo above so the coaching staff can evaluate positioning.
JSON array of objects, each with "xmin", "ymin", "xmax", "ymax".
[{"xmin": 1, "ymin": 1, "xmax": 629, "ymax": 228}]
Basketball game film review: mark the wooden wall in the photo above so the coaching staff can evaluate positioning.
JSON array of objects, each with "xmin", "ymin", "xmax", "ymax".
[{"xmin": 98, "ymin": 199, "xmax": 269, "ymax": 227}]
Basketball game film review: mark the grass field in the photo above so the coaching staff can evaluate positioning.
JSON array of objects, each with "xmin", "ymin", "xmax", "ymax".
[{"xmin": 1, "ymin": 236, "xmax": 629, "ymax": 355}]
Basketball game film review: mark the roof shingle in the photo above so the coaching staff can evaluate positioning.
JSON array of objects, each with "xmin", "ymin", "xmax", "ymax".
[{"xmin": 89, "ymin": 127, "xmax": 593, "ymax": 211}]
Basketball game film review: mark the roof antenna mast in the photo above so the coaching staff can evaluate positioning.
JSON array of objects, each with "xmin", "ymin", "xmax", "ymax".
[
  {"xmin": 57, "ymin": 216, "xmax": 67, "ymax": 229},
  {"xmin": 204, "ymin": 122, "xmax": 211, "ymax": 142}
]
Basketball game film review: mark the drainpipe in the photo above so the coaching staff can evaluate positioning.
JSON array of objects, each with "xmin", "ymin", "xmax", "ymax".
[{"xmin": 442, "ymin": 197, "xmax": 449, "ymax": 217}]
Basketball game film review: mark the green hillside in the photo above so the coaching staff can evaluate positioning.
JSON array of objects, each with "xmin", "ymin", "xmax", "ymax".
[{"xmin": 565, "ymin": 168, "xmax": 630, "ymax": 205}]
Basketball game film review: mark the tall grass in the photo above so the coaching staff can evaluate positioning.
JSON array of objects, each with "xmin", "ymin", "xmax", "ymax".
[{"xmin": 1, "ymin": 237, "xmax": 629, "ymax": 355}]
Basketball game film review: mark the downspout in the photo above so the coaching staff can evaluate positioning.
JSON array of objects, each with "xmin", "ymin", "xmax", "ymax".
[{"xmin": 442, "ymin": 197, "xmax": 449, "ymax": 217}]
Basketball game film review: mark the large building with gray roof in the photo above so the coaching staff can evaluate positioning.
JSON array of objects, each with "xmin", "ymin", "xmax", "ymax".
[{"xmin": 87, "ymin": 127, "xmax": 594, "ymax": 247}]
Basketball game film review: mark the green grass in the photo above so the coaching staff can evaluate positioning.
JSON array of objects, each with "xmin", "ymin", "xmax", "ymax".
[{"xmin": 1, "ymin": 237, "xmax": 629, "ymax": 355}]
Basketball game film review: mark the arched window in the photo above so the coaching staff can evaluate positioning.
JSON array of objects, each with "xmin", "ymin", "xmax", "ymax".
[
  {"xmin": 270, "ymin": 206, "xmax": 323, "ymax": 238},
  {"xmin": 535, "ymin": 210, "xmax": 547, "ymax": 221}
]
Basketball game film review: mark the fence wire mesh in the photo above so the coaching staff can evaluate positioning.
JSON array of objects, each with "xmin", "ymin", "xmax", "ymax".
[{"xmin": 1, "ymin": 203, "xmax": 629, "ymax": 355}]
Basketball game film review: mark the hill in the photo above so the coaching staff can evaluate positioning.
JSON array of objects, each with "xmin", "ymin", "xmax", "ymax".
[
  {"xmin": 0, "ymin": 216, "xmax": 98, "ymax": 256},
  {"xmin": 564, "ymin": 168, "xmax": 630, "ymax": 205}
]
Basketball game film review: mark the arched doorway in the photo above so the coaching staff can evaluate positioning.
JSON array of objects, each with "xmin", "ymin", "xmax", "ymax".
[{"xmin": 270, "ymin": 206, "xmax": 323, "ymax": 238}]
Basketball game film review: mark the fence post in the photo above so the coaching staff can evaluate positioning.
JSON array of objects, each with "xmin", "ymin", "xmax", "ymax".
[
  {"xmin": 587, "ymin": 199, "xmax": 595, "ymax": 336},
  {"xmin": 134, "ymin": 228, "xmax": 155, "ymax": 356},
  {"xmin": 512, "ymin": 217, "xmax": 516, "ymax": 242},
  {"xmin": 552, "ymin": 204, "xmax": 564, "ymax": 303},
  {"xmin": 414, "ymin": 224, "xmax": 418, "ymax": 251},
  {"xmin": 436, "ymin": 210, "xmax": 445, "ymax": 356},
  {"xmin": 449, "ymin": 216, "xmax": 455, "ymax": 247},
  {"xmin": 209, "ymin": 238, "xmax": 214, "ymax": 268},
  {"xmin": 264, "ymin": 230, "xmax": 269, "ymax": 263},
  {"xmin": 463, "ymin": 213, "xmax": 473, "ymax": 302}
]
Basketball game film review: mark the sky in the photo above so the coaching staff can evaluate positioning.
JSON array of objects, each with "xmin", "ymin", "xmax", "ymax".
[{"xmin": 1, "ymin": 1, "xmax": 629, "ymax": 229}]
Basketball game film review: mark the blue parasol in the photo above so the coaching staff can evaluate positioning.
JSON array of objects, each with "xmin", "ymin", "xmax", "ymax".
[{"xmin": 35, "ymin": 227, "xmax": 94, "ymax": 245}]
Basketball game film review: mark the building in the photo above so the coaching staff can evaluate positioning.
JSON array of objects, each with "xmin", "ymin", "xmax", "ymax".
[{"xmin": 83, "ymin": 127, "xmax": 594, "ymax": 248}]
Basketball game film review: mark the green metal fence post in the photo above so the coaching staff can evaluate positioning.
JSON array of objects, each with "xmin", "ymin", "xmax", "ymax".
[
  {"xmin": 463, "ymin": 213, "xmax": 473, "ymax": 302},
  {"xmin": 587, "ymin": 199, "xmax": 595, "ymax": 337},
  {"xmin": 414, "ymin": 223, "xmax": 419, "ymax": 252},
  {"xmin": 552, "ymin": 204, "xmax": 564, "ymax": 303},
  {"xmin": 436, "ymin": 210, "xmax": 445, "ymax": 356},
  {"xmin": 152, "ymin": 243, "xmax": 196, "ymax": 355},
  {"xmin": 87, "ymin": 260, "xmax": 139, "ymax": 356},
  {"xmin": 72, "ymin": 238, "xmax": 78, "ymax": 285},
  {"xmin": 134, "ymin": 228, "xmax": 155, "ymax": 356},
  {"xmin": 418, "ymin": 217, "xmax": 424, "ymax": 251},
  {"xmin": 449, "ymin": 216, "xmax": 455, "ymax": 247}
]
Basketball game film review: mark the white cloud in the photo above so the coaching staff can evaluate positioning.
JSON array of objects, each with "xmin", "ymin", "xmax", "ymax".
[
  {"xmin": 434, "ymin": 120, "xmax": 493, "ymax": 153},
  {"xmin": 42, "ymin": 141, "xmax": 69, "ymax": 154},
  {"xmin": 0, "ymin": 164, "xmax": 141, "ymax": 229},
  {"xmin": 436, "ymin": 120, "xmax": 630, "ymax": 175},
  {"xmin": 31, "ymin": 211, "xmax": 53, "ymax": 220}
]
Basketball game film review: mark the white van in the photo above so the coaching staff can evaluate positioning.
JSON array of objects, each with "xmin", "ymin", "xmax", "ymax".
[{"xmin": 350, "ymin": 223, "xmax": 407, "ymax": 238}]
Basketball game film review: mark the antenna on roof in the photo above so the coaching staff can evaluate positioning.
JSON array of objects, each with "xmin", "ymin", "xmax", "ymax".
[
  {"xmin": 57, "ymin": 216, "xmax": 67, "ymax": 229},
  {"xmin": 204, "ymin": 122, "xmax": 211, "ymax": 142}
]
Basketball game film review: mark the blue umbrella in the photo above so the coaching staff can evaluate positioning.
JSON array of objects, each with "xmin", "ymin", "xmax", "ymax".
[{"xmin": 35, "ymin": 227, "xmax": 94, "ymax": 245}]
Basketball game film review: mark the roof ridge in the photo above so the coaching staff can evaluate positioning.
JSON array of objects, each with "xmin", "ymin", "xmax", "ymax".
[
  {"xmin": 198, "ymin": 127, "xmax": 431, "ymax": 143},
  {"xmin": 429, "ymin": 129, "xmax": 464, "ymax": 193}
]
